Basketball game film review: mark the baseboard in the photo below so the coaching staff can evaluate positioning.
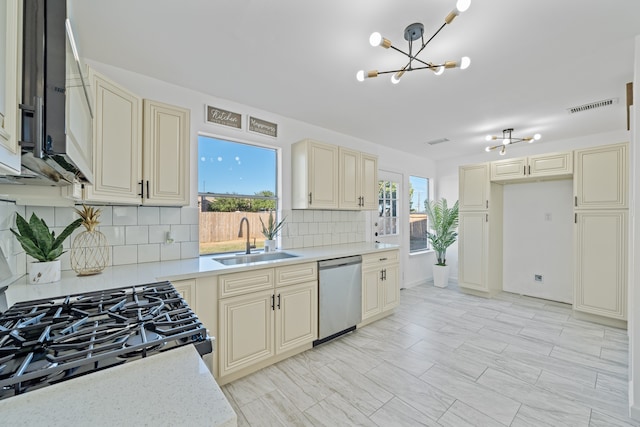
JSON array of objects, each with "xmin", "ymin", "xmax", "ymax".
[{"xmin": 630, "ymin": 402, "xmax": 640, "ymax": 421}]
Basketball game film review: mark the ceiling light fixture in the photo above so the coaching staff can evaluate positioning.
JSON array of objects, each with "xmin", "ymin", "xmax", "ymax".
[
  {"xmin": 484, "ymin": 128, "xmax": 541, "ymax": 155},
  {"xmin": 356, "ymin": 0, "xmax": 471, "ymax": 84}
]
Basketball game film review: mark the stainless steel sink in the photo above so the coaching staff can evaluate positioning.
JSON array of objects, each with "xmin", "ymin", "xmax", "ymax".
[{"xmin": 212, "ymin": 251, "xmax": 298, "ymax": 266}]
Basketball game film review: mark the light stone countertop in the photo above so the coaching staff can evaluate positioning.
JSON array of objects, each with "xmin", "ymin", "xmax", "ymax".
[
  {"xmin": 6, "ymin": 242, "xmax": 399, "ymax": 306},
  {"xmin": 0, "ymin": 345, "xmax": 237, "ymax": 427}
]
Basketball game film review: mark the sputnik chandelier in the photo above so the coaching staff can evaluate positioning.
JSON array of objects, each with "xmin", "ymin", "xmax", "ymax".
[
  {"xmin": 485, "ymin": 128, "xmax": 542, "ymax": 155},
  {"xmin": 356, "ymin": 0, "xmax": 471, "ymax": 84}
]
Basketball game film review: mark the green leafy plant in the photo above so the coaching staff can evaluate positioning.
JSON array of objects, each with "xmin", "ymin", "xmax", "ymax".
[
  {"xmin": 259, "ymin": 210, "xmax": 286, "ymax": 240},
  {"xmin": 10, "ymin": 212, "xmax": 83, "ymax": 262},
  {"xmin": 424, "ymin": 199, "xmax": 459, "ymax": 266}
]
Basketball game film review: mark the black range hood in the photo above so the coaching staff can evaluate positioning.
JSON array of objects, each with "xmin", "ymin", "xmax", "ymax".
[{"xmin": 18, "ymin": 0, "xmax": 93, "ymax": 186}]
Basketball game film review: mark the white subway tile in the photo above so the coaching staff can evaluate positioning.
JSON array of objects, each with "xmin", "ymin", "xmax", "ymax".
[
  {"xmin": 313, "ymin": 210, "xmax": 324, "ymax": 223},
  {"xmin": 313, "ymin": 235, "xmax": 323, "ymax": 247},
  {"xmin": 308, "ymin": 222, "xmax": 319, "ymax": 235},
  {"xmin": 181, "ymin": 207, "xmax": 199, "ymax": 225},
  {"xmin": 190, "ymin": 224, "xmax": 199, "ymax": 242},
  {"xmin": 292, "ymin": 210, "xmax": 304, "ymax": 223},
  {"xmin": 322, "ymin": 211, "xmax": 332, "ymax": 222},
  {"xmin": 100, "ymin": 226, "xmax": 125, "ymax": 246},
  {"xmin": 54, "ymin": 207, "xmax": 77, "ymax": 227},
  {"xmin": 95, "ymin": 206, "xmax": 113, "ymax": 226},
  {"xmin": 160, "ymin": 243, "xmax": 181, "ymax": 261},
  {"xmin": 303, "ymin": 210, "xmax": 315, "ymax": 223},
  {"xmin": 180, "ymin": 241, "xmax": 199, "ymax": 259},
  {"xmin": 138, "ymin": 207, "xmax": 160, "ymax": 225},
  {"xmin": 303, "ymin": 235, "xmax": 314, "ymax": 248},
  {"xmin": 160, "ymin": 207, "xmax": 181, "ymax": 225},
  {"xmin": 138, "ymin": 244, "xmax": 160, "ymax": 263},
  {"xmin": 27, "ymin": 206, "xmax": 54, "ymax": 225},
  {"xmin": 112, "ymin": 245, "xmax": 138, "ymax": 265},
  {"xmin": 149, "ymin": 225, "xmax": 170, "ymax": 244},
  {"xmin": 322, "ymin": 234, "xmax": 333, "ymax": 246},
  {"xmin": 298, "ymin": 223, "xmax": 309, "ymax": 236},
  {"xmin": 170, "ymin": 224, "xmax": 190, "ymax": 242},
  {"xmin": 113, "ymin": 206, "xmax": 138, "ymax": 226},
  {"xmin": 125, "ymin": 226, "xmax": 149, "ymax": 245}
]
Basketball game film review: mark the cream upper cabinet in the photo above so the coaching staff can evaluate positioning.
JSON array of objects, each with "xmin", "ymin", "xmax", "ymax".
[
  {"xmin": 490, "ymin": 152, "xmax": 572, "ymax": 182},
  {"xmin": 574, "ymin": 210, "xmax": 627, "ymax": 321},
  {"xmin": 338, "ymin": 148, "xmax": 378, "ymax": 210},
  {"xmin": 142, "ymin": 99, "xmax": 190, "ymax": 205},
  {"xmin": 459, "ymin": 163, "xmax": 490, "ymax": 211},
  {"xmin": 0, "ymin": 0, "xmax": 21, "ymax": 175},
  {"xmin": 292, "ymin": 139, "xmax": 339, "ymax": 209},
  {"xmin": 574, "ymin": 143, "xmax": 628, "ymax": 209},
  {"xmin": 361, "ymin": 250, "xmax": 399, "ymax": 323},
  {"xmin": 85, "ymin": 70, "xmax": 190, "ymax": 206},
  {"xmin": 85, "ymin": 69, "xmax": 143, "ymax": 203}
]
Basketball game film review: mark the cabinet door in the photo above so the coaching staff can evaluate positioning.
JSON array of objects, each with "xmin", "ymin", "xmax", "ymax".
[
  {"xmin": 218, "ymin": 290, "xmax": 275, "ymax": 377},
  {"xmin": 85, "ymin": 70, "xmax": 142, "ymax": 203},
  {"xmin": 362, "ymin": 268, "xmax": 382, "ymax": 320},
  {"xmin": 275, "ymin": 281, "xmax": 317, "ymax": 354},
  {"xmin": 574, "ymin": 210, "xmax": 627, "ymax": 320},
  {"xmin": 574, "ymin": 143, "xmax": 628, "ymax": 209},
  {"xmin": 308, "ymin": 141, "xmax": 339, "ymax": 209},
  {"xmin": 458, "ymin": 211, "xmax": 489, "ymax": 292},
  {"xmin": 360, "ymin": 153, "xmax": 378, "ymax": 210},
  {"xmin": 338, "ymin": 147, "xmax": 360, "ymax": 209},
  {"xmin": 381, "ymin": 263, "xmax": 400, "ymax": 311},
  {"xmin": 528, "ymin": 151, "xmax": 572, "ymax": 178},
  {"xmin": 0, "ymin": 0, "xmax": 21, "ymax": 175},
  {"xmin": 142, "ymin": 100, "xmax": 190, "ymax": 206},
  {"xmin": 490, "ymin": 157, "xmax": 526, "ymax": 181},
  {"xmin": 172, "ymin": 279, "xmax": 196, "ymax": 308},
  {"xmin": 459, "ymin": 164, "xmax": 490, "ymax": 211}
]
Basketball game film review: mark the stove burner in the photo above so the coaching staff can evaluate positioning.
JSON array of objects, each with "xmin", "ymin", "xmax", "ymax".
[{"xmin": 0, "ymin": 281, "xmax": 211, "ymax": 400}]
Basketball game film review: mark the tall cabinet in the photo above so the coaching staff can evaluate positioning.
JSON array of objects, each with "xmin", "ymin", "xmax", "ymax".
[
  {"xmin": 0, "ymin": 0, "xmax": 21, "ymax": 175},
  {"xmin": 458, "ymin": 164, "xmax": 503, "ymax": 297},
  {"xmin": 573, "ymin": 143, "xmax": 628, "ymax": 324}
]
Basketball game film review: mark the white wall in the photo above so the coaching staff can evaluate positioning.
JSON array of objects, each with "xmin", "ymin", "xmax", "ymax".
[
  {"xmin": 502, "ymin": 180, "xmax": 573, "ymax": 303},
  {"xmin": 82, "ymin": 60, "xmax": 438, "ymax": 288},
  {"xmin": 435, "ymin": 128, "xmax": 631, "ymax": 283}
]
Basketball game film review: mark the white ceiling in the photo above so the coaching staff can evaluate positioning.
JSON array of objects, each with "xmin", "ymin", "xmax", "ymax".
[{"xmin": 68, "ymin": 0, "xmax": 640, "ymax": 161}]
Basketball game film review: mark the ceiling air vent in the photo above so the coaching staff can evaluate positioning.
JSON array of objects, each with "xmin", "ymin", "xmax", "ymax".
[
  {"xmin": 426, "ymin": 138, "xmax": 450, "ymax": 145},
  {"xmin": 567, "ymin": 98, "xmax": 618, "ymax": 114}
]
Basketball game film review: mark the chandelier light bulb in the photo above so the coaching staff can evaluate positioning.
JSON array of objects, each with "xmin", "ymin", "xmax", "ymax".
[
  {"xmin": 485, "ymin": 135, "xmax": 493, "ymax": 141},
  {"xmin": 503, "ymin": 139, "xmax": 510, "ymax": 145},
  {"xmin": 499, "ymin": 146, "xmax": 506, "ymax": 156},
  {"xmin": 356, "ymin": 70, "xmax": 365, "ymax": 82},
  {"xmin": 533, "ymin": 133, "xmax": 542, "ymax": 140},
  {"xmin": 369, "ymin": 32, "xmax": 382, "ymax": 47},
  {"xmin": 460, "ymin": 56, "xmax": 471, "ymax": 70},
  {"xmin": 485, "ymin": 146, "xmax": 491, "ymax": 152},
  {"xmin": 391, "ymin": 75, "xmax": 401, "ymax": 84},
  {"xmin": 456, "ymin": 0, "xmax": 471, "ymax": 13},
  {"xmin": 434, "ymin": 66, "xmax": 445, "ymax": 76}
]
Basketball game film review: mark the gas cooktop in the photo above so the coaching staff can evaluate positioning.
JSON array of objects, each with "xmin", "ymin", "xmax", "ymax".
[{"xmin": 0, "ymin": 281, "xmax": 211, "ymax": 400}]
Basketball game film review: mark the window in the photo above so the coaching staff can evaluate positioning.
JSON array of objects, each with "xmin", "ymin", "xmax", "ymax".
[
  {"xmin": 409, "ymin": 176, "xmax": 429, "ymax": 253},
  {"xmin": 198, "ymin": 135, "xmax": 278, "ymax": 255},
  {"xmin": 377, "ymin": 180, "xmax": 399, "ymax": 236}
]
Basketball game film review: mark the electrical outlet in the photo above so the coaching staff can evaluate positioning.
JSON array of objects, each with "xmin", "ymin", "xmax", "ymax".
[{"xmin": 534, "ymin": 274, "xmax": 543, "ymax": 282}]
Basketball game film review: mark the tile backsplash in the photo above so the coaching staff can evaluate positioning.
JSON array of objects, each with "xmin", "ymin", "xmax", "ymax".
[
  {"xmin": 280, "ymin": 209, "xmax": 367, "ymax": 249},
  {"xmin": 0, "ymin": 201, "xmax": 199, "ymax": 285}
]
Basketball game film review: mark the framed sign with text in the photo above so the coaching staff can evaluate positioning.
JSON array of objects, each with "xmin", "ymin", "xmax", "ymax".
[
  {"xmin": 248, "ymin": 116, "xmax": 278, "ymax": 138},
  {"xmin": 205, "ymin": 105, "xmax": 242, "ymax": 129}
]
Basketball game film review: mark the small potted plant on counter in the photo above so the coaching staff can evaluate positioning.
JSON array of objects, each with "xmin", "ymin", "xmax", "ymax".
[
  {"xmin": 425, "ymin": 198, "xmax": 459, "ymax": 288},
  {"xmin": 10, "ymin": 212, "xmax": 82, "ymax": 284},
  {"xmin": 259, "ymin": 210, "xmax": 286, "ymax": 253}
]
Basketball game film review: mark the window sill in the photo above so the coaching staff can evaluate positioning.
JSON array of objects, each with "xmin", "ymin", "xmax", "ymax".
[{"xmin": 409, "ymin": 249, "xmax": 434, "ymax": 257}]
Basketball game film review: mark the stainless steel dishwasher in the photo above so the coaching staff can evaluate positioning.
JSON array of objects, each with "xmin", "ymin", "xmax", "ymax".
[{"xmin": 314, "ymin": 255, "xmax": 362, "ymax": 346}]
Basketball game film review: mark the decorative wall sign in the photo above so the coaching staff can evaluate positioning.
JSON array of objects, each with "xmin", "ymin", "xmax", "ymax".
[
  {"xmin": 248, "ymin": 116, "xmax": 278, "ymax": 138},
  {"xmin": 205, "ymin": 105, "xmax": 242, "ymax": 129}
]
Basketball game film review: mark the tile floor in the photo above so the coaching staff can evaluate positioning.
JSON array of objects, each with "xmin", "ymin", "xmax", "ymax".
[{"xmin": 221, "ymin": 283, "xmax": 639, "ymax": 426}]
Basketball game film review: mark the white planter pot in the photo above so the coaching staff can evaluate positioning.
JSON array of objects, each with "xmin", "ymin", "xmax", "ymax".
[
  {"xmin": 433, "ymin": 264, "xmax": 450, "ymax": 288},
  {"xmin": 28, "ymin": 259, "xmax": 61, "ymax": 284},
  {"xmin": 264, "ymin": 239, "xmax": 276, "ymax": 253}
]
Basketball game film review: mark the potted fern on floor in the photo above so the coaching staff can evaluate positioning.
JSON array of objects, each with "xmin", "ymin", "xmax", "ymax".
[{"xmin": 425, "ymin": 198, "xmax": 459, "ymax": 288}]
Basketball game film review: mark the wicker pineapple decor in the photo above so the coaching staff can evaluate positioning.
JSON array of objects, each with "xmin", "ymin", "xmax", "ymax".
[{"xmin": 70, "ymin": 205, "xmax": 109, "ymax": 275}]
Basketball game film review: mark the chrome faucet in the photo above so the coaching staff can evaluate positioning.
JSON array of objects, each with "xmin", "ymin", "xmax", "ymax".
[{"xmin": 238, "ymin": 217, "xmax": 253, "ymax": 254}]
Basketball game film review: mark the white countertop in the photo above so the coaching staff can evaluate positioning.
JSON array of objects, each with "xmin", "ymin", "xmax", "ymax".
[
  {"xmin": 6, "ymin": 242, "xmax": 399, "ymax": 306},
  {"xmin": 0, "ymin": 345, "xmax": 236, "ymax": 427}
]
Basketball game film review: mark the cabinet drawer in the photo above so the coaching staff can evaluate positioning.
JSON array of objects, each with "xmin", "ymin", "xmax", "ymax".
[
  {"xmin": 275, "ymin": 262, "xmax": 317, "ymax": 287},
  {"xmin": 219, "ymin": 269, "xmax": 274, "ymax": 298},
  {"xmin": 362, "ymin": 250, "xmax": 399, "ymax": 267}
]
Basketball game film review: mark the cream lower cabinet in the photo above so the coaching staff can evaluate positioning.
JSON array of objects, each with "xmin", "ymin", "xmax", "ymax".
[
  {"xmin": 217, "ymin": 263, "xmax": 317, "ymax": 382},
  {"xmin": 171, "ymin": 279, "xmax": 196, "ymax": 308},
  {"xmin": 361, "ymin": 250, "xmax": 399, "ymax": 323},
  {"xmin": 574, "ymin": 210, "xmax": 627, "ymax": 321},
  {"xmin": 85, "ymin": 70, "xmax": 190, "ymax": 206}
]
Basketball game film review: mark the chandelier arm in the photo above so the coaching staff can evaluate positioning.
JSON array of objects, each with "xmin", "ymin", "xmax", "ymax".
[
  {"xmin": 387, "ymin": 46, "xmax": 434, "ymax": 69},
  {"xmin": 412, "ymin": 23, "xmax": 447, "ymax": 62}
]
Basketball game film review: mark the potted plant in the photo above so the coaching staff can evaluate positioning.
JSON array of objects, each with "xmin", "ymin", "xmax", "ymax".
[
  {"xmin": 424, "ymin": 198, "xmax": 459, "ymax": 288},
  {"xmin": 10, "ymin": 212, "xmax": 83, "ymax": 284},
  {"xmin": 259, "ymin": 210, "xmax": 286, "ymax": 253}
]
